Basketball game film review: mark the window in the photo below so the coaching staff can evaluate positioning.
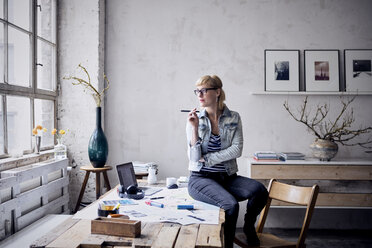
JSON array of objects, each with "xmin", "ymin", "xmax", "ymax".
[{"xmin": 0, "ymin": 0, "xmax": 57, "ymax": 158}]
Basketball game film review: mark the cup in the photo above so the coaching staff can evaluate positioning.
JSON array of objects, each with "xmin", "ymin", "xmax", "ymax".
[{"xmin": 166, "ymin": 177, "xmax": 177, "ymax": 187}]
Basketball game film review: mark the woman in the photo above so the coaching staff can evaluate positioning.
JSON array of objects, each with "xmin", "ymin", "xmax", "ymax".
[{"xmin": 186, "ymin": 75, "xmax": 268, "ymax": 248}]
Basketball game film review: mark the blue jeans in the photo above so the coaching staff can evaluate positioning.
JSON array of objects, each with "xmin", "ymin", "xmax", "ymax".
[{"xmin": 188, "ymin": 171, "xmax": 268, "ymax": 248}]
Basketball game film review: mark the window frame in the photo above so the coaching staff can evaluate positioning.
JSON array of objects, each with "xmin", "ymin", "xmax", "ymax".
[{"xmin": 0, "ymin": 0, "xmax": 58, "ymax": 159}]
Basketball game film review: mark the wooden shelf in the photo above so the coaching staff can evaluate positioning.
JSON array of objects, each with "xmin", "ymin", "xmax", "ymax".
[{"xmin": 250, "ymin": 91, "xmax": 372, "ymax": 96}]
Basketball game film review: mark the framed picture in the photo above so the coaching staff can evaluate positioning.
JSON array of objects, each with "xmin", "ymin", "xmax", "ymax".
[
  {"xmin": 304, "ymin": 50, "xmax": 340, "ymax": 92},
  {"xmin": 345, "ymin": 49, "xmax": 372, "ymax": 92},
  {"xmin": 264, "ymin": 50, "xmax": 300, "ymax": 92}
]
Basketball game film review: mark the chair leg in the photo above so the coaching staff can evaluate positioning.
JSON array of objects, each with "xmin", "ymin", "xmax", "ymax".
[{"xmin": 74, "ymin": 171, "xmax": 90, "ymax": 213}]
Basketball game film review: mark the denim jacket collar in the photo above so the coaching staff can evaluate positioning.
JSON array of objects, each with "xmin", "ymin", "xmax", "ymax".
[{"xmin": 199, "ymin": 105, "xmax": 232, "ymax": 119}]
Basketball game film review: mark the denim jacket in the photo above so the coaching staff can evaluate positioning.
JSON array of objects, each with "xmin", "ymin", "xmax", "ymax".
[{"xmin": 186, "ymin": 106, "xmax": 243, "ymax": 176}]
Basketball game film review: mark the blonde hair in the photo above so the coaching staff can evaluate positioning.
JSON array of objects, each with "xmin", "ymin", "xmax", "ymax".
[{"xmin": 196, "ymin": 75, "xmax": 226, "ymax": 111}]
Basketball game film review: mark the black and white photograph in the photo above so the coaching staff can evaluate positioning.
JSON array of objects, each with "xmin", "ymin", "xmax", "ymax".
[
  {"xmin": 304, "ymin": 50, "xmax": 340, "ymax": 91},
  {"xmin": 274, "ymin": 61, "xmax": 289, "ymax": 80},
  {"xmin": 345, "ymin": 49, "xmax": 372, "ymax": 91},
  {"xmin": 314, "ymin": 61, "xmax": 329, "ymax": 81},
  {"xmin": 353, "ymin": 60, "xmax": 371, "ymax": 78},
  {"xmin": 265, "ymin": 50, "xmax": 300, "ymax": 91}
]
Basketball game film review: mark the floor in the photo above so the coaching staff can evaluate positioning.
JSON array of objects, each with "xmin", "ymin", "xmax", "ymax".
[
  {"xmin": 234, "ymin": 228, "xmax": 372, "ymax": 248},
  {"xmin": 1, "ymin": 218, "xmax": 371, "ymax": 248}
]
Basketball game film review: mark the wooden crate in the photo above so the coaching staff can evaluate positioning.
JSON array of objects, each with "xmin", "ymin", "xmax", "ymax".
[{"xmin": 91, "ymin": 217, "xmax": 141, "ymax": 237}]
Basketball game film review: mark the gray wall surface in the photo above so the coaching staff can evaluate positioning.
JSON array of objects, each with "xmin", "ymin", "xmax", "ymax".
[
  {"xmin": 58, "ymin": 0, "xmax": 372, "ymax": 228},
  {"xmin": 104, "ymin": 0, "xmax": 372, "ymax": 229},
  {"xmin": 105, "ymin": 0, "xmax": 372, "ymax": 178}
]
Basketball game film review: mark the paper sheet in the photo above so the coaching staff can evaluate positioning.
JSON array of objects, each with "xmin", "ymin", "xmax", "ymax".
[{"xmin": 73, "ymin": 187, "xmax": 220, "ymax": 225}]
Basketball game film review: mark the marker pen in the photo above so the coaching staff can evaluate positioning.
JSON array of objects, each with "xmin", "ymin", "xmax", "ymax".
[
  {"xmin": 177, "ymin": 205, "xmax": 194, "ymax": 210},
  {"xmin": 180, "ymin": 110, "xmax": 200, "ymax": 113},
  {"xmin": 145, "ymin": 200, "xmax": 164, "ymax": 208}
]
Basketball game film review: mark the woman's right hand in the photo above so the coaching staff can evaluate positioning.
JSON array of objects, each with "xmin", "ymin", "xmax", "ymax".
[{"xmin": 188, "ymin": 108, "xmax": 199, "ymax": 129}]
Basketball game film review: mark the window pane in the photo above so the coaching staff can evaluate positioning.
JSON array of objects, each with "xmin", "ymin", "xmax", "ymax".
[
  {"xmin": 0, "ymin": 95, "xmax": 4, "ymax": 154},
  {"xmin": 0, "ymin": 24, "xmax": 4, "ymax": 83},
  {"xmin": 0, "ymin": 0, "xmax": 3, "ymax": 19},
  {"xmin": 7, "ymin": 95, "xmax": 31, "ymax": 155},
  {"xmin": 37, "ymin": 0, "xmax": 56, "ymax": 43},
  {"xmin": 8, "ymin": 0, "xmax": 30, "ymax": 31},
  {"xmin": 37, "ymin": 39, "xmax": 55, "ymax": 90},
  {"xmin": 8, "ymin": 27, "xmax": 30, "ymax": 87},
  {"xmin": 34, "ymin": 98, "xmax": 54, "ymax": 147}
]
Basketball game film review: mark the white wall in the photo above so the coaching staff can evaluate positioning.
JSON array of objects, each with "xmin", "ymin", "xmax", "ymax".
[
  {"xmin": 105, "ymin": 0, "xmax": 372, "ymax": 180},
  {"xmin": 104, "ymin": 0, "xmax": 372, "ymax": 229},
  {"xmin": 58, "ymin": 0, "xmax": 106, "ymax": 207}
]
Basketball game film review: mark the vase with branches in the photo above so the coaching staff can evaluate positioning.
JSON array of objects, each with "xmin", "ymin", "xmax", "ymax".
[
  {"xmin": 283, "ymin": 96, "xmax": 372, "ymax": 161},
  {"xmin": 64, "ymin": 64, "xmax": 110, "ymax": 167}
]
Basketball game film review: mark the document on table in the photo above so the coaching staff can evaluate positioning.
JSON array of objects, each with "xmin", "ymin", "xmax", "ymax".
[{"xmin": 73, "ymin": 187, "xmax": 220, "ymax": 225}]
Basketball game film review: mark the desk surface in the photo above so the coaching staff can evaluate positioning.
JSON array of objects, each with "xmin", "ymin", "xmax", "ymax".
[{"xmin": 31, "ymin": 183, "xmax": 225, "ymax": 248}]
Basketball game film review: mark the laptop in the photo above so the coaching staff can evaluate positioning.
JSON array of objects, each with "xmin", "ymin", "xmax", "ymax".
[{"xmin": 116, "ymin": 162, "xmax": 162, "ymax": 196}]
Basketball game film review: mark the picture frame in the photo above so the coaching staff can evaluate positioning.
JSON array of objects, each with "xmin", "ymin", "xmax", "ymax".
[
  {"xmin": 264, "ymin": 49, "xmax": 300, "ymax": 92},
  {"xmin": 304, "ymin": 50, "xmax": 340, "ymax": 92},
  {"xmin": 344, "ymin": 49, "xmax": 372, "ymax": 92}
]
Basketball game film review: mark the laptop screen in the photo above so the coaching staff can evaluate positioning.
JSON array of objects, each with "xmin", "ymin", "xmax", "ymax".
[{"xmin": 116, "ymin": 162, "xmax": 137, "ymax": 189}]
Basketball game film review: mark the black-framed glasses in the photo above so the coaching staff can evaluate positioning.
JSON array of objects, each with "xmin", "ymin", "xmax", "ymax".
[{"xmin": 194, "ymin": 88, "xmax": 217, "ymax": 96}]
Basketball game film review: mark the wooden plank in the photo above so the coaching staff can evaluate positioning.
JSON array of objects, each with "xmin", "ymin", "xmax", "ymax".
[
  {"xmin": 174, "ymin": 224, "xmax": 199, "ymax": 248},
  {"xmin": 1, "ymin": 159, "xmax": 68, "ymax": 182},
  {"xmin": 133, "ymin": 222, "xmax": 163, "ymax": 248},
  {"xmin": 271, "ymin": 193, "xmax": 372, "ymax": 207},
  {"xmin": 151, "ymin": 223, "xmax": 181, "ymax": 248},
  {"xmin": 196, "ymin": 224, "xmax": 222, "ymax": 248},
  {"xmin": 0, "ymin": 176, "xmax": 17, "ymax": 190},
  {"xmin": 80, "ymin": 234, "xmax": 133, "ymax": 248},
  {"xmin": 251, "ymin": 165, "xmax": 372, "ymax": 180},
  {"xmin": 30, "ymin": 217, "xmax": 80, "ymax": 248},
  {"xmin": 17, "ymin": 177, "xmax": 68, "ymax": 204},
  {"xmin": 17, "ymin": 194, "xmax": 69, "ymax": 230},
  {"xmin": 46, "ymin": 219, "xmax": 91, "ymax": 248}
]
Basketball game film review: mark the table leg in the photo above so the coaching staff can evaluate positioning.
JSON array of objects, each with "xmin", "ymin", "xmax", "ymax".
[
  {"xmin": 74, "ymin": 171, "xmax": 90, "ymax": 213},
  {"xmin": 103, "ymin": 171, "xmax": 111, "ymax": 190},
  {"xmin": 96, "ymin": 172, "xmax": 101, "ymax": 199}
]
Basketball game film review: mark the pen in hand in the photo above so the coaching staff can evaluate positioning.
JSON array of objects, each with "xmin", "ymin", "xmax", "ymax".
[{"xmin": 180, "ymin": 109, "xmax": 199, "ymax": 113}]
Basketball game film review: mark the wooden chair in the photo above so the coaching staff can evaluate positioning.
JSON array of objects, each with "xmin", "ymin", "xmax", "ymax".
[{"xmin": 234, "ymin": 179, "xmax": 319, "ymax": 248}]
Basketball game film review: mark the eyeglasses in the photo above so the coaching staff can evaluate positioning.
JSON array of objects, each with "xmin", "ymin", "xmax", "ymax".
[{"xmin": 194, "ymin": 88, "xmax": 217, "ymax": 96}]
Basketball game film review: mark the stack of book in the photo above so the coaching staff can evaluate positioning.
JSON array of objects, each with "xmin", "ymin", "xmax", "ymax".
[
  {"xmin": 253, "ymin": 151, "xmax": 279, "ymax": 161},
  {"xmin": 278, "ymin": 152, "xmax": 305, "ymax": 160}
]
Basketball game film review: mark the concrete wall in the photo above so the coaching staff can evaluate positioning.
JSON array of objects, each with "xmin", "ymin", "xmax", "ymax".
[
  {"xmin": 58, "ymin": 0, "xmax": 372, "ymax": 228},
  {"xmin": 58, "ymin": 0, "xmax": 106, "ymax": 207},
  {"xmin": 104, "ymin": 0, "xmax": 372, "ymax": 229}
]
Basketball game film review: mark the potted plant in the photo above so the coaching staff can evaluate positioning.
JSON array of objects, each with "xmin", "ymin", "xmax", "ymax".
[{"xmin": 283, "ymin": 96, "xmax": 372, "ymax": 161}]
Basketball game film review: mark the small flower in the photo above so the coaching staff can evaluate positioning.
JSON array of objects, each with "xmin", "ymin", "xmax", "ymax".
[
  {"xmin": 52, "ymin": 128, "xmax": 67, "ymax": 140},
  {"xmin": 32, "ymin": 125, "xmax": 46, "ymax": 136}
]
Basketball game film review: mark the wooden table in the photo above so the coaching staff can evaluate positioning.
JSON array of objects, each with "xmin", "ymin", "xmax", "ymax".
[{"xmin": 31, "ymin": 185, "xmax": 225, "ymax": 248}]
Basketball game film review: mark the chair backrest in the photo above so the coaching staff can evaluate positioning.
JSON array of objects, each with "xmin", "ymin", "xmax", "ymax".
[{"xmin": 256, "ymin": 179, "xmax": 319, "ymax": 248}]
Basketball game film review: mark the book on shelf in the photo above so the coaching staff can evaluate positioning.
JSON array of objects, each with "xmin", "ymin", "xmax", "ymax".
[
  {"xmin": 253, "ymin": 151, "xmax": 280, "ymax": 161},
  {"xmin": 278, "ymin": 152, "xmax": 305, "ymax": 160},
  {"xmin": 253, "ymin": 156, "xmax": 280, "ymax": 162},
  {"xmin": 253, "ymin": 151, "xmax": 278, "ymax": 160}
]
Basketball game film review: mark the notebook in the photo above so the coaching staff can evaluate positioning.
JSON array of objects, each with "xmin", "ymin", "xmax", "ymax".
[{"xmin": 116, "ymin": 162, "xmax": 162, "ymax": 196}]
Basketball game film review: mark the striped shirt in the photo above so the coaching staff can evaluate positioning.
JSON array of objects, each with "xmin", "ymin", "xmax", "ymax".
[{"xmin": 200, "ymin": 133, "xmax": 226, "ymax": 172}]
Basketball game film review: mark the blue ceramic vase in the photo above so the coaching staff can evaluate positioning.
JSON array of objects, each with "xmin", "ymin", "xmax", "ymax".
[{"xmin": 88, "ymin": 107, "xmax": 108, "ymax": 168}]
